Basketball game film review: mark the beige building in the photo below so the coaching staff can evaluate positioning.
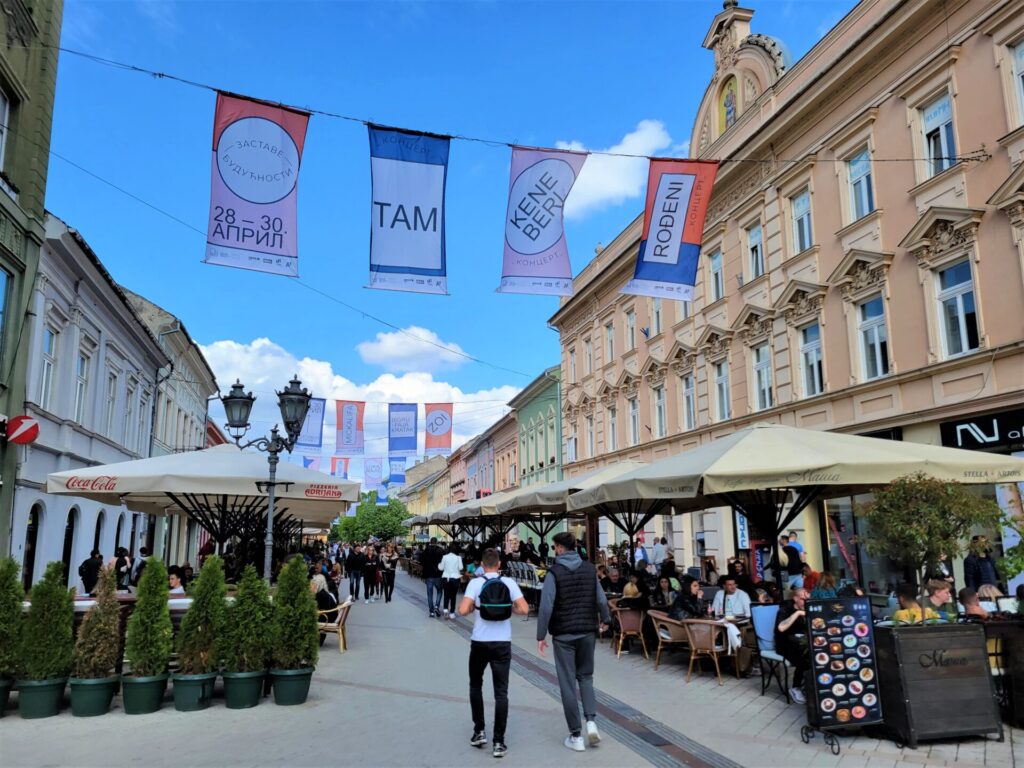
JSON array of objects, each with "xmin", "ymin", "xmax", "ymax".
[{"xmin": 550, "ymin": 0, "xmax": 1024, "ymax": 591}]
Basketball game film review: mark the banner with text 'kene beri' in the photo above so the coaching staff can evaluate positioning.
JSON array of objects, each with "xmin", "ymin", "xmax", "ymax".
[
  {"xmin": 335, "ymin": 400, "xmax": 365, "ymax": 455},
  {"xmin": 623, "ymin": 159, "xmax": 718, "ymax": 301},
  {"xmin": 368, "ymin": 126, "xmax": 450, "ymax": 294},
  {"xmin": 204, "ymin": 93, "xmax": 310, "ymax": 277},
  {"xmin": 424, "ymin": 402, "xmax": 453, "ymax": 456},
  {"xmin": 497, "ymin": 147, "xmax": 586, "ymax": 296}
]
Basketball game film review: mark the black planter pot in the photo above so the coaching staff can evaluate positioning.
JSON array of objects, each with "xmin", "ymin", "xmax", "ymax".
[
  {"xmin": 223, "ymin": 670, "xmax": 266, "ymax": 709},
  {"xmin": 0, "ymin": 679, "xmax": 11, "ymax": 717},
  {"xmin": 172, "ymin": 672, "xmax": 217, "ymax": 712},
  {"xmin": 16, "ymin": 678, "xmax": 67, "ymax": 719},
  {"xmin": 120, "ymin": 673, "xmax": 168, "ymax": 715},
  {"xmin": 69, "ymin": 677, "xmax": 118, "ymax": 717},
  {"xmin": 269, "ymin": 668, "xmax": 313, "ymax": 705}
]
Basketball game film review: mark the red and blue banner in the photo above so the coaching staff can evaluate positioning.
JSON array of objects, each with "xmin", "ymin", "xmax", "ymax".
[
  {"xmin": 335, "ymin": 400, "xmax": 365, "ymax": 455},
  {"xmin": 424, "ymin": 402, "xmax": 453, "ymax": 456},
  {"xmin": 330, "ymin": 456, "xmax": 350, "ymax": 479}
]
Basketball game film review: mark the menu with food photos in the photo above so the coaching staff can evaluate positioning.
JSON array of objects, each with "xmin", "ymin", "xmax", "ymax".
[{"xmin": 805, "ymin": 598, "xmax": 883, "ymax": 729}]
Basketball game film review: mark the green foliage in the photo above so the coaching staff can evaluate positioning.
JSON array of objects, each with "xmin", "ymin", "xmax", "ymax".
[
  {"xmin": 176, "ymin": 556, "xmax": 226, "ymax": 675},
  {"xmin": 16, "ymin": 561, "xmax": 74, "ymax": 680},
  {"xmin": 999, "ymin": 510, "xmax": 1024, "ymax": 583},
  {"xmin": 271, "ymin": 557, "xmax": 318, "ymax": 670},
  {"xmin": 0, "ymin": 557, "xmax": 24, "ymax": 679},
  {"xmin": 331, "ymin": 492, "xmax": 409, "ymax": 541},
  {"xmin": 124, "ymin": 558, "xmax": 173, "ymax": 677},
  {"xmin": 73, "ymin": 567, "xmax": 121, "ymax": 679},
  {"xmin": 222, "ymin": 565, "xmax": 272, "ymax": 673}
]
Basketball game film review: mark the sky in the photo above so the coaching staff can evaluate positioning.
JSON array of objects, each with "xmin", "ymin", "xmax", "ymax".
[{"xmin": 49, "ymin": 0, "xmax": 856, "ymax": 476}]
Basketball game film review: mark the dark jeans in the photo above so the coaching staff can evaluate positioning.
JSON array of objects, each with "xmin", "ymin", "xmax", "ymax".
[
  {"xmin": 781, "ymin": 641, "xmax": 807, "ymax": 689},
  {"xmin": 381, "ymin": 570, "xmax": 396, "ymax": 602},
  {"xmin": 469, "ymin": 641, "xmax": 511, "ymax": 743},
  {"xmin": 364, "ymin": 571, "xmax": 378, "ymax": 598},
  {"xmin": 426, "ymin": 577, "xmax": 442, "ymax": 613},
  {"xmin": 552, "ymin": 633, "xmax": 598, "ymax": 736},
  {"xmin": 442, "ymin": 578, "xmax": 460, "ymax": 614},
  {"xmin": 348, "ymin": 571, "xmax": 362, "ymax": 600}
]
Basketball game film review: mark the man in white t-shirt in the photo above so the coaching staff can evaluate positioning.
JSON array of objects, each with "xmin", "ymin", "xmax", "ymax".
[{"xmin": 459, "ymin": 548, "xmax": 528, "ymax": 759}]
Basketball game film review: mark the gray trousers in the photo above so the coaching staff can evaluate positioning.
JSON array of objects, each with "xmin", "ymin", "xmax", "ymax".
[{"xmin": 552, "ymin": 633, "xmax": 597, "ymax": 736}]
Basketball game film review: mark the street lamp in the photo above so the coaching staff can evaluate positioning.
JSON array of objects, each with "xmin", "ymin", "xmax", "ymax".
[{"xmin": 221, "ymin": 375, "xmax": 312, "ymax": 583}]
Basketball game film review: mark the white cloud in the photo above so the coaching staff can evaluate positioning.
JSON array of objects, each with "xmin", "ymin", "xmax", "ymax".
[
  {"xmin": 356, "ymin": 325, "xmax": 467, "ymax": 373},
  {"xmin": 557, "ymin": 119, "xmax": 673, "ymax": 220},
  {"xmin": 201, "ymin": 337, "xmax": 520, "ymax": 480}
]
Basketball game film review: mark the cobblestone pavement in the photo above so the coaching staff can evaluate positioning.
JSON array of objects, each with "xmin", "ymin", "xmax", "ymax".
[{"xmin": 0, "ymin": 571, "xmax": 1019, "ymax": 768}]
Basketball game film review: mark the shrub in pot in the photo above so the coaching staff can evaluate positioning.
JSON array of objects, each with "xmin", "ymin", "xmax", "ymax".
[
  {"xmin": 222, "ymin": 565, "xmax": 272, "ymax": 709},
  {"xmin": 70, "ymin": 567, "xmax": 121, "ymax": 716},
  {"xmin": 0, "ymin": 557, "xmax": 24, "ymax": 717},
  {"xmin": 121, "ymin": 558, "xmax": 172, "ymax": 714},
  {"xmin": 15, "ymin": 561, "xmax": 74, "ymax": 719},
  {"xmin": 269, "ymin": 556, "xmax": 319, "ymax": 705},
  {"xmin": 172, "ymin": 555, "xmax": 226, "ymax": 711}
]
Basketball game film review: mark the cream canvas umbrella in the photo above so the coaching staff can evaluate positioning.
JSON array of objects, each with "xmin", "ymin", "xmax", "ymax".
[{"xmin": 449, "ymin": 488, "xmax": 524, "ymax": 542}]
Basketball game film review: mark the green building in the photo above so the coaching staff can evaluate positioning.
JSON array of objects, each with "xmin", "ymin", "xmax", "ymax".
[{"xmin": 0, "ymin": 0, "xmax": 64, "ymax": 555}]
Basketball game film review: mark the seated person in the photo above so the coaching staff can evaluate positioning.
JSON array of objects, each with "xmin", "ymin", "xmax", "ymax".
[
  {"xmin": 660, "ymin": 554, "xmax": 679, "ymax": 584},
  {"xmin": 167, "ymin": 566, "xmax": 186, "ymax": 595},
  {"xmin": 977, "ymin": 583, "xmax": 1004, "ymax": 613},
  {"xmin": 650, "ymin": 576, "xmax": 677, "ymax": 610},
  {"xmin": 710, "ymin": 575, "xmax": 752, "ymax": 619},
  {"xmin": 892, "ymin": 582, "xmax": 940, "ymax": 624},
  {"xmin": 596, "ymin": 565, "xmax": 609, "ymax": 583},
  {"xmin": 310, "ymin": 573, "xmax": 339, "ymax": 622},
  {"xmin": 727, "ymin": 559, "xmax": 758, "ymax": 601},
  {"xmin": 925, "ymin": 579, "xmax": 957, "ymax": 621},
  {"xmin": 810, "ymin": 571, "xmax": 838, "ymax": 599},
  {"xmin": 600, "ymin": 568, "xmax": 624, "ymax": 594},
  {"xmin": 958, "ymin": 587, "xmax": 989, "ymax": 620},
  {"xmin": 618, "ymin": 571, "xmax": 650, "ymax": 609},
  {"xmin": 801, "ymin": 564, "xmax": 820, "ymax": 594},
  {"xmin": 669, "ymin": 576, "xmax": 706, "ymax": 620},
  {"xmin": 775, "ymin": 587, "xmax": 810, "ymax": 705},
  {"xmin": 758, "ymin": 581, "xmax": 782, "ymax": 605}
]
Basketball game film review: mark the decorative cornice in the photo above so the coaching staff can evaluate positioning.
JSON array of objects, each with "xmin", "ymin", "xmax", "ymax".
[
  {"xmin": 773, "ymin": 280, "xmax": 827, "ymax": 326},
  {"xmin": 899, "ymin": 206, "xmax": 983, "ymax": 269},
  {"xmin": 696, "ymin": 325, "xmax": 734, "ymax": 361},
  {"xmin": 731, "ymin": 303, "xmax": 774, "ymax": 345},
  {"xmin": 827, "ymin": 249, "xmax": 894, "ymax": 303},
  {"xmin": 2, "ymin": 0, "xmax": 39, "ymax": 48}
]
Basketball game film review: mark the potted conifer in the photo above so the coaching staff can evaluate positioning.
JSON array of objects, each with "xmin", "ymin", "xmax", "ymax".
[
  {"xmin": 15, "ymin": 561, "xmax": 74, "ymax": 718},
  {"xmin": 222, "ymin": 565, "xmax": 272, "ymax": 709},
  {"xmin": 172, "ymin": 556, "xmax": 226, "ymax": 711},
  {"xmin": 121, "ymin": 558, "xmax": 172, "ymax": 714},
  {"xmin": 69, "ymin": 566, "xmax": 121, "ymax": 716},
  {"xmin": 0, "ymin": 557, "xmax": 24, "ymax": 717},
  {"xmin": 269, "ymin": 556, "xmax": 319, "ymax": 705}
]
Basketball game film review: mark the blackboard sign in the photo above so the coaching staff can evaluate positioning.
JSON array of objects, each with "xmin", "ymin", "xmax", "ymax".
[{"xmin": 805, "ymin": 598, "xmax": 883, "ymax": 729}]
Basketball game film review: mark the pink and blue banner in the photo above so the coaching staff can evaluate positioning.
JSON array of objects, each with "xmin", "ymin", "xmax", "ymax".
[
  {"xmin": 388, "ymin": 403, "xmax": 418, "ymax": 457},
  {"xmin": 302, "ymin": 456, "xmax": 321, "ymax": 472},
  {"xmin": 330, "ymin": 456, "xmax": 350, "ymax": 479},
  {"xmin": 498, "ymin": 147, "xmax": 586, "ymax": 296},
  {"xmin": 623, "ymin": 159, "xmax": 718, "ymax": 301},
  {"xmin": 335, "ymin": 400, "xmax": 365, "ymax": 455},
  {"xmin": 204, "ymin": 93, "xmax": 309, "ymax": 277}
]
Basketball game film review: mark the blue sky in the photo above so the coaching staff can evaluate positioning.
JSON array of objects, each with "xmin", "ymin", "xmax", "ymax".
[{"xmin": 50, "ymin": 0, "xmax": 855, "ymax": 464}]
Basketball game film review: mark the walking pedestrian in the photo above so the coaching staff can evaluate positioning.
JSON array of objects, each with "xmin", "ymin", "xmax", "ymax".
[
  {"xmin": 440, "ymin": 542, "xmax": 465, "ymax": 619},
  {"xmin": 459, "ymin": 548, "xmax": 528, "ymax": 759},
  {"xmin": 363, "ymin": 545, "xmax": 380, "ymax": 604},
  {"xmin": 346, "ymin": 544, "xmax": 365, "ymax": 601},
  {"xmin": 380, "ymin": 542, "xmax": 400, "ymax": 603},
  {"xmin": 78, "ymin": 550, "xmax": 103, "ymax": 595},
  {"xmin": 421, "ymin": 537, "xmax": 445, "ymax": 617},
  {"xmin": 536, "ymin": 532, "xmax": 611, "ymax": 752}
]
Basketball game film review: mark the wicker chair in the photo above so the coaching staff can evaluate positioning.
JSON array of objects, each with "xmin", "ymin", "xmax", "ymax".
[
  {"xmin": 318, "ymin": 599, "xmax": 353, "ymax": 653},
  {"xmin": 610, "ymin": 606, "xmax": 649, "ymax": 659},
  {"xmin": 682, "ymin": 619, "xmax": 729, "ymax": 684},
  {"xmin": 647, "ymin": 610, "xmax": 689, "ymax": 670}
]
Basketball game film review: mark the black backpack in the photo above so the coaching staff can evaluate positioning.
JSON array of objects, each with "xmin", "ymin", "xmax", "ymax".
[{"xmin": 477, "ymin": 577, "xmax": 513, "ymax": 621}]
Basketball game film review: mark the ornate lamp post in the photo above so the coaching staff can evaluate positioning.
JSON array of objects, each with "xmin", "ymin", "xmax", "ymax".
[{"xmin": 221, "ymin": 375, "xmax": 312, "ymax": 583}]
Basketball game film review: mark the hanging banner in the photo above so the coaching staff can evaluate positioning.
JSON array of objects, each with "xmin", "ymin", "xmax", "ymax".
[
  {"xmin": 330, "ymin": 456, "xmax": 350, "ymax": 479},
  {"xmin": 389, "ymin": 456, "xmax": 407, "ymax": 485},
  {"xmin": 388, "ymin": 403, "xmax": 418, "ymax": 457},
  {"xmin": 363, "ymin": 457, "xmax": 384, "ymax": 501},
  {"xmin": 302, "ymin": 455, "xmax": 321, "ymax": 472},
  {"xmin": 622, "ymin": 159, "xmax": 718, "ymax": 300},
  {"xmin": 296, "ymin": 397, "xmax": 326, "ymax": 449},
  {"xmin": 498, "ymin": 147, "xmax": 586, "ymax": 296},
  {"xmin": 335, "ymin": 400, "xmax": 365, "ymax": 455},
  {"xmin": 424, "ymin": 402, "xmax": 454, "ymax": 456},
  {"xmin": 204, "ymin": 92, "xmax": 310, "ymax": 277},
  {"xmin": 377, "ymin": 479, "xmax": 390, "ymax": 505},
  {"xmin": 367, "ymin": 126, "xmax": 450, "ymax": 294}
]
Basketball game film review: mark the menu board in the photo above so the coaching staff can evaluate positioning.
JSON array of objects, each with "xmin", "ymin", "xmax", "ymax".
[{"xmin": 805, "ymin": 598, "xmax": 883, "ymax": 729}]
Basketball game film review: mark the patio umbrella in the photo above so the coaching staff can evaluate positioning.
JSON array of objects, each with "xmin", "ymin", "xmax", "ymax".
[{"xmin": 450, "ymin": 489, "xmax": 523, "ymax": 542}]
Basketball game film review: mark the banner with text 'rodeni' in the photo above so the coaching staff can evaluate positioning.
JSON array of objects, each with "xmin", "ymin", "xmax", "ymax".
[
  {"xmin": 335, "ymin": 400, "xmax": 365, "ymax": 455},
  {"xmin": 424, "ymin": 402, "xmax": 453, "ymax": 456},
  {"xmin": 623, "ymin": 159, "xmax": 718, "ymax": 301},
  {"xmin": 388, "ymin": 403, "xmax": 418, "ymax": 457},
  {"xmin": 497, "ymin": 147, "xmax": 586, "ymax": 296},
  {"xmin": 204, "ymin": 93, "xmax": 310, "ymax": 277},
  {"xmin": 368, "ymin": 126, "xmax": 450, "ymax": 294}
]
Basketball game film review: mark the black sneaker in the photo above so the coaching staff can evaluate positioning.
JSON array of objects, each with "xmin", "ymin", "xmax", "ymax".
[
  {"xmin": 492, "ymin": 742, "xmax": 507, "ymax": 758},
  {"xmin": 471, "ymin": 731, "xmax": 487, "ymax": 748}
]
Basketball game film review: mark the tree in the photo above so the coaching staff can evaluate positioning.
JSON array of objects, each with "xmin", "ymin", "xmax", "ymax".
[
  {"xmin": 222, "ymin": 565, "xmax": 272, "ymax": 673},
  {"xmin": 176, "ymin": 556, "xmax": 226, "ymax": 675},
  {"xmin": 17, "ymin": 562, "xmax": 74, "ymax": 680},
  {"xmin": 73, "ymin": 567, "xmax": 121, "ymax": 679},
  {"xmin": 999, "ymin": 501, "xmax": 1024, "ymax": 586},
  {"xmin": 0, "ymin": 557, "xmax": 23, "ymax": 680},
  {"xmin": 332, "ymin": 492, "xmax": 409, "ymax": 541},
  {"xmin": 271, "ymin": 556, "xmax": 318, "ymax": 670},
  {"xmin": 124, "ymin": 558, "xmax": 173, "ymax": 677}
]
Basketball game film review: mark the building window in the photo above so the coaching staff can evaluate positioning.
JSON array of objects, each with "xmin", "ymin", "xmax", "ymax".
[
  {"xmin": 791, "ymin": 189, "xmax": 813, "ymax": 253},
  {"xmin": 74, "ymin": 352, "xmax": 90, "ymax": 424},
  {"xmin": 1015, "ymin": 41, "xmax": 1024, "ymax": 125},
  {"xmin": 628, "ymin": 397, "xmax": 639, "ymax": 445},
  {"xmin": 0, "ymin": 268, "xmax": 8, "ymax": 362},
  {"xmin": 858, "ymin": 296, "xmax": 890, "ymax": 380},
  {"xmin": 752, "ymin": 344, "xmax": 773, "ymax": 411},
  {"xmin": 936, "ymin": 259, "xmax": 979, "ymax": 358},
  {"xmin": 746, "ymin": 222, "xmax": 764, "ymax": 280},
  {"xmin": 800, "ymin": 323, "xmax": 824, "ymax": 397},
  {"xmin": 567, "ymin": 422, "xmax": 577, "ymax": 463},
  {"xmin": 586, "ymin": 415, "xmax": 594, "ymax": 457},
  {"xmin": 626, "ymin": 311, "xmax": 636, "ymax": 350},
  {"xmin": 653, "ymin": 386, "xmax": 666, "ymax": 438},
  {"xmin": 124, "ymin": 381, "xmax": 136, "ymax": 445},
  {"xmin": 605, "ymin": 322, "xmax": 614, "ymax": 361},
  {"xmin": 0, "ymin": 89, "xmax": 9, "ymax": 172},
  {"xmin": 681, "ymin": 300, "xmax": 691, "ymax": 320},
  {"xmin": 709, "ymin": 251, "xmax": 724, "ymax": 302},
  {"xmin": 569, "ymin": 347, "xmax": 576, "ymax": 383},
  {"xmin": 584, "ymin": 338, "xmax": 592, "ymax": 374},
  {"xmin": 40, "ymin": 327, "xmax": 59, "ymax": 411},
  {"xmin": 681, "ymin": 374, "xmax": 696, "ymax": 431},
  {"xmin": 509, "ymin": 462, "xmax": 516, "ymax": 486},
  {"xmin": 652, "ymin": 298, "xmax": 662, "ymax": 335},
  {"xmin": 714, "ymin": 361, "xmax": 731, "ymax": 421},
  {"xmin": 923, "ymin": 93, "xmax": 956, "ymax": 177},
  {"xmin": 105, "ymin": 371, "xmax": 118, "ymax": 438},
  {"xmin": 607, "ymin": 406, "xmax": 617, "ymax": 451},
  {"xmin": 138, "ymin": 395, "xmax": 149, "ymax": 454},
  {"xmin": 848, "ymin": 147, "xmax": 874, "ymax": 221}
]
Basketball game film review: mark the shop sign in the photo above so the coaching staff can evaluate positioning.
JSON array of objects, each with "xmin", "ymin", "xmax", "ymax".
[{"xmin": 940, "ymin": 408, "xmax": 1024, "ymax": 451}]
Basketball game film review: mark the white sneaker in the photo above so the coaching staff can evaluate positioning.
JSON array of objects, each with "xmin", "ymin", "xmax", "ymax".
[
  {"xmin": 586, "ymin": 720, "xmax": 601, "ymax": 746},
  {"xmin": 564, "ymin": 735, "xmax": 585, "ymax": 752},
  {"xmin": 364, "ymin": 599, "xmax": 369, "ymax": 604},
  {"xmin": 789, "ymin": 687, "xmax": 807, "ymax": 704},
  {"xmin": 442, "ymin": 609, "xmax": 449, "ymax": 618}
]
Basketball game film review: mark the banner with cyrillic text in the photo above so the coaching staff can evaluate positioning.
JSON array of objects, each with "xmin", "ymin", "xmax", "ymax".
[
  {"xmin": 424, "ymin": 402, "xmax": 453, "ymax": 456},
  {"xmin": 498, "ymin": 147, "xmax": 586, "ymax": 296},
  {"xmin": 623, "ymin": 159, "xmax": 718, "ymax": 301},
  {"xmin": 368, "ymin": 126, "xmax": 450, "ymax": 294},
  {"xmin": 204, "ymin": 92, "xmax": 310, "ymax": 277},
  {"xmin": 388, "ymin": 403, "xmax": 418, "ymax": 457},
  {"xmin": 335, "ymin": 400, "xmax": 365, "ymax": 455},
  {"xmin": 296, "ymin": 397, "xmax": 326, "ymax": 449},
  {"xmin": 331, "ymin": 456, "xmax": 350, "ymax": 479},
  {"xmin": 389, "ymin": 456, "xmax": 407, "ymax": 485}
]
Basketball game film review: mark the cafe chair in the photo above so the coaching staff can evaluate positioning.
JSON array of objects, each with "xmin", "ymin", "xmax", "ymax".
[
  {"xmin": 647, "ymin": 610, "xmax": 689, "ymax": 670},
  {"xmin": 610, "ymin": 606, "xmax": 649, "ymax": 659},
  {"xmin": 751, "ymin": 605, "xmax": 789, "ymax": 703},
  {"xmin": 682, "ymin": 619, "xmax": 728, "ymax": 685},
  {"xmin": 318, "ymin": 598, "xmax": 353, "ymax": 653},
  {"xmin": 996, "ymin": 597, "xmax": 1018, "ymax": 614}
]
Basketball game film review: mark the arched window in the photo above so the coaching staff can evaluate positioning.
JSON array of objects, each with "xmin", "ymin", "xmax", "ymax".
[
  {"xmin": 128, "ymin": 515, "xmax": 138, "ymax": 556},
  {"xmin": 114, "ymin": 513, "xmax": 125, "ymax": 552},
  {"xmin": 23, "ymin": 504, "xmax": 43, "ymax": 590},
  {"xmin": 94, "ymin": 509, "xmax": 106, "ymax": 554},
  {"xmin": 62, "ymin": 507, "xmax": 78, "ymax": 586}
]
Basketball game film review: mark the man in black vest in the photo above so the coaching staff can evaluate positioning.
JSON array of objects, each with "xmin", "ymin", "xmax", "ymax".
[{"xmin": 536, "ymin": 531, "xmax": 611, "ymax": 752}]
